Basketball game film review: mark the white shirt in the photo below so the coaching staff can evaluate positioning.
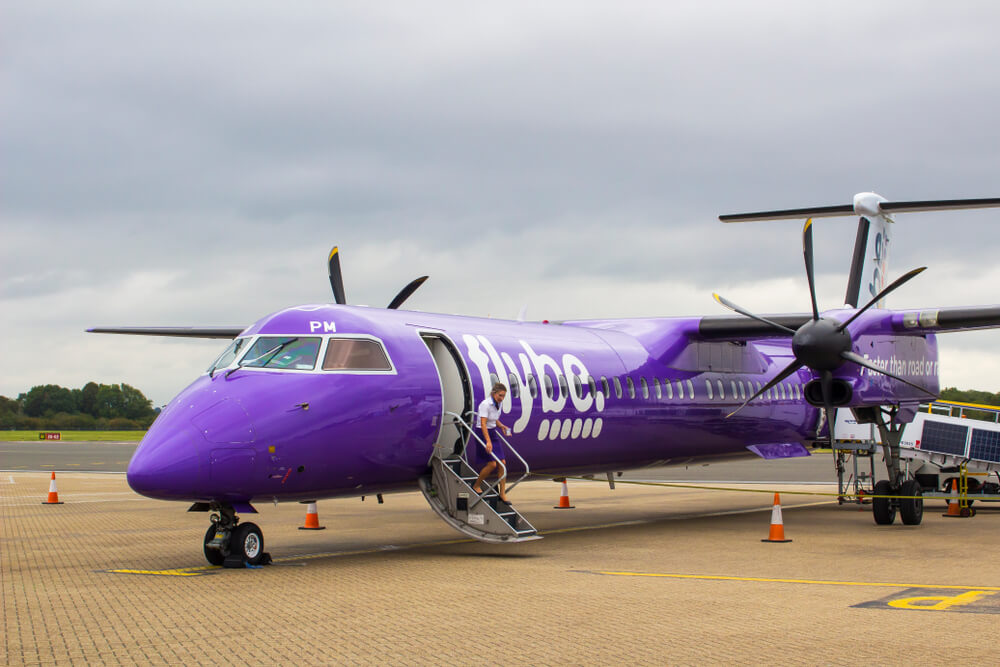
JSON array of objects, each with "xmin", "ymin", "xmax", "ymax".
[{"xmin": 477, "ymin": 397, "xmax": 501, "ymax": 429}]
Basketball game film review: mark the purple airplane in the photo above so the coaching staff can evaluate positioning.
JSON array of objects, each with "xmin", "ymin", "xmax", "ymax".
[{"xmin": 90, "ymin": 193, "xmax": 1000, "ymax": 567}]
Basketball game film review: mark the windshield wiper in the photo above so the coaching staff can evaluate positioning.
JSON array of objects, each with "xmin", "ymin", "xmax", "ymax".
[{"xmin": 226, "ymin": 338, "xmax": 298, "ymax": 377}]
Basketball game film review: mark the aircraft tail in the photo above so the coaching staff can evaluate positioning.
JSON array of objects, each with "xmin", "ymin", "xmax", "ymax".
[{"xmin": 843, "ymin": 194, "xmax": 891, "ymax": 308}]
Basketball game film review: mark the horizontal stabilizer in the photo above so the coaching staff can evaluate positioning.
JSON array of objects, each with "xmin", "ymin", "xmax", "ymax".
[
  {"xmin": 721, "ymin": 196, "xmax": 1000, "ymax": 222},
  {"xmin": 87, "ymin": 326, "xmax": 245, "ymax": 339}
]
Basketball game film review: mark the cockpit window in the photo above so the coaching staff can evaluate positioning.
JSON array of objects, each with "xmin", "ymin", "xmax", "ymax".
[
  {"xmin": 207, "ymin": 337, "xmax": 251, "ymax": 375},
  {"xmin": 241, "ymin": 336, "xmax": 321, "ymax": 370},
  {"xmin": 323, "ymin": 338, "xmax": 392, "ymax": 371}
]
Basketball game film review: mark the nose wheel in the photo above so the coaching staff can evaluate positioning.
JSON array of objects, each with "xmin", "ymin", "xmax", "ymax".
[{"xmin": 202, "ymin": 504, "xmax": 271, "ymax": 567}]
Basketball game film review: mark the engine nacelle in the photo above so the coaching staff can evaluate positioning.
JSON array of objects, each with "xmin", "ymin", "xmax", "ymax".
[{"xmin": 803, "ymin": 378, "xmax": 853, "ymax": 407}]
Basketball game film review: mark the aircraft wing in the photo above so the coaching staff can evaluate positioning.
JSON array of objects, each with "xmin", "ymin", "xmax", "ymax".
[
  {"xmin": 696, "ymin": 314, "xmax": 812, "ymax": 340},
  {"xmin": 695, "ymin": 305, "xmax": 1000, "ymax": 342},
  {"xmin": 892, "ymin": 305, "xmax": 1000, "ymax": 334},
  {"xmin": 87, "ymin": 327, "xmax": 246, "ymax": 339}
]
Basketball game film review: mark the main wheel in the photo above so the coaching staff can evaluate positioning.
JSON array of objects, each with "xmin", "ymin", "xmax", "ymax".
[
  {"xmin": 203, "ymin": 525, "xmax": 225, "ymax": 566},
  {"xmin": 872, "ymin": 480, "xmax": 896, "ymax": 525},
  {"xmin": 230, "ymin": 522, "xmax": 265, "ymax": 565},
  {"xmin": 898, "ymin": 479, "xmax": 923, "ymax": 525}
]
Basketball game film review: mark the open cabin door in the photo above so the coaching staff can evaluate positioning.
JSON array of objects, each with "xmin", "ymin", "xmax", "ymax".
[{"xmin": 420, "ymin": 333, "xmax": 474, "ymax": 458}]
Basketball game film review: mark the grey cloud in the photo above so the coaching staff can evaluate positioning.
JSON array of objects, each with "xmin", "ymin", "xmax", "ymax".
[{"xmin": 4, "ymin": 1, "xmax": 1000, "ymax": 402}]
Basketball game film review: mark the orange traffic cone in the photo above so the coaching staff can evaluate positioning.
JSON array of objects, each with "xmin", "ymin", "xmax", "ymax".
[
  {"xmin": 762, "ymin": 493, "xmax": 791, "ymax": 542},
  {"xmin": 42, "ymin": 471, "xmax": 63, "ymax": 505},
  {"xmin": 553, "ymin": 478, "xmax": 575, "ymax": 509},
  {"xmin": 942, "ymin": 479, "xmax": 974, "ymax": 518},
  {"xmin": 298, "ymin": 502, "xmax": 326, "ymax": 530}
]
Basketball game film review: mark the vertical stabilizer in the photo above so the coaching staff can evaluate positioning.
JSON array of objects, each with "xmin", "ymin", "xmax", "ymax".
[{"xmin": 843, "ymin": 193, "xmax": 891, "ymax": 308}]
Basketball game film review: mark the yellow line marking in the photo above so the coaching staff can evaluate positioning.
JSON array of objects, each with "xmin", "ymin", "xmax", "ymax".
[
  {"xmin": 591, "ymin": 571, "xmax": 1000, "ymax": 592},
  {"xmin": 107, "ymin": 567, "xmax": 219, "ymax": 577},
  {"xmin": 553, "ymin": 474, "xmax": 936, "ymax": 500}
]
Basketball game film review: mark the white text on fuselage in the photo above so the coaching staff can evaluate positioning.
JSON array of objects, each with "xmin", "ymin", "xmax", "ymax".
[
  {"xmin": 463, "ymin": 334, "xmax": 605, "ymax": 440},
  {"xmin": 860, "ymin": 354, "xmax": 939, "ymax": 378}
]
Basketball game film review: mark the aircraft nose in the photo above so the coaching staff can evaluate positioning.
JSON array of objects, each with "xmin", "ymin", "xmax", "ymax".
[{"xmin": 127, "ymin": 423, "xmax": 204, "ymax": 500}]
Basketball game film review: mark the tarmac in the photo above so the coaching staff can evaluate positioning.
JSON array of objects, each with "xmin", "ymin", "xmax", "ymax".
[{"xmin": 3, "ymin": 464, "xmax": 1000, "ymax": 665}]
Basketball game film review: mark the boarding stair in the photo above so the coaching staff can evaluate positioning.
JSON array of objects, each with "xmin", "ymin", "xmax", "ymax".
[{"xmin": 418, "ymin": 411, "xmax": 541, "ymax": 543}]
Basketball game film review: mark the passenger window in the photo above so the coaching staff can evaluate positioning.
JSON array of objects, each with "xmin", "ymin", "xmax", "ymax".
[
  {"xmin": 544, "ymin": 375, "xmax": 554, "ymax": 399},
  {"xmin": 489, "ymin": 372, "xmax": 499, "ymax": 386},
  {"xmin": 601, "ymin": 376, "xmax": 611, "ymax": 398},
  {"xmin": 717, "ymin": 380, "xmax": 725, "ymax": 400},
  {"xmin": 755, "ymin": 381, "xmax": 763, "ymax": 397},
  {"xmin": 730, "ymin": 381, "xmax": 738, "ymax": 399},
  {"xmin": 573, "ymin": 375, "xmax": 583, "ymax": 399},
  {"xmin": 588, "ymin": 376, "xmax": 597, "ymax": 398},
  {"xmin": 508, "ymin": 373, "xmax": 520, "ymax": 399},
  {"xmin": 613, "ymin": 377, "xmax": 623, "ymax": 399},
  {"xmin": 779, "ymin": 383, "xmax": 786, "ymax": 400},
  {"xmin": 795, "ymin": 384, "xmax": 801, "ymax": 400},
  {"xmin": 558, "ymin": 375, "xmax": 569, "ymax": 399},
  {"xmin": 653, "ymin": 377, "xmax": 662, "ymax": 399},
  {"xmin": 527, "ymin": 374, "xmax": 538, "ymax": 399},
  {"xmin": 665, "ymin": 380, "xmax": 673, "ymax": 399},
  {"xmin": 640, "ymin": 377, "xmax": 649, "ymax": 399},
  {"xmin": 686, "ymin": 379, "xmax": 695, "ymax": 398},
  {"xmin": 676, "ymin": 380, "xmax": 684, "ymax": 399},
  {"xmin": 705, "ymin": 379, "xmax": 714, "ymax": 400},
  {"xmin": 626, "ymin": 377, "xmax": 636, "ymax": 399},
  {"xmin": 739, "ymin": 381, "xmax": 746, "ymax": 401}
]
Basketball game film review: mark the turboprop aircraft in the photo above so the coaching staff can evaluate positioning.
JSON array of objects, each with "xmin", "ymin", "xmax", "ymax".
[{"xmin": 90, "ymin": 192, "xmax": 1000, "ymax": 566}]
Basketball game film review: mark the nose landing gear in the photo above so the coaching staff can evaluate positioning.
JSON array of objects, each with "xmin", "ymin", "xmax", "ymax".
[{"xmin": 201, "ymin": 503, "xmax": 271, "ymax": 568}]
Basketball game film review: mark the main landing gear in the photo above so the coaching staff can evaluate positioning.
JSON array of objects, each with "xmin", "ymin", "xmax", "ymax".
[
  {"xmin": 195, "ymin": 503, "xmax": 271, "ymax": 567},
  {"xmin": 855, "ymin": 406, "xmax": 923, "ymax": 526}
]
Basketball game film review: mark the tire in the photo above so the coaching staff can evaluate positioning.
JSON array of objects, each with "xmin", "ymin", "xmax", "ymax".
[
  {"xmin": 872, "ymin": 480, "xmax": 896, "ymax": 525},
  {"xmin": 230, "ymin": 522, "xmax": 265, "ymax": 566},
  {"xmin": 899, "ymin": 479, "xmax": 923, "ymax": 525},
  {"xmin": 203, "ymin": 525, "xmax": 226, "ymax": 566}
]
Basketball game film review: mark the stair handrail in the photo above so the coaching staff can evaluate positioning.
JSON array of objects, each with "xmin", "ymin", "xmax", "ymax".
[
  {"xmin": 442, "ymin": 411, "xmax": 507, "ymax": 508},
  {"xmin": 465, "ymin": 410, "xmax": 531, "ymax": 494}
]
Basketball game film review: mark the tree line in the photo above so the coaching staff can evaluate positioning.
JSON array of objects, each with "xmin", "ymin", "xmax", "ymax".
[{"xmin": 0, "ymin": 383, "xmax": 159, "ymax": 430}]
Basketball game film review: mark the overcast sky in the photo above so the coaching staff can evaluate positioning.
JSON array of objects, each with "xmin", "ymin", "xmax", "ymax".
[{"xmin": 3, "ymin": 1, "xmax": 1000, "ymax": 406}]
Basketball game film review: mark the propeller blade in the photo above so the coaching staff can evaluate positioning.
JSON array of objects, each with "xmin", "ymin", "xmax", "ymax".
[
  {"xmin": 841, "ymin": 351, "xmax": 936, "ymax": 396},
  {"xmin": 819, "ymin": 370, "xmax": 837, "ymax": 447},
  {"xmin": 726, "ymin": 359, "xmax": 803, "ymax": 418},
  {"xmin": 328, "ymin": 246, "xmax": 347, "ymax": 305},
  {"xmin": 836, "ymin": 266, "xmax": 927, "ymax": 332},
  {"xmin": 802, "ymin": 218, "xmax": 820, "ymax": 320},
  {"xmin": 386, "ymin": 276, "xmax": 428, "ymax": 310},
  {"xmin": 712, "ymin": 294, "xmax": 797, "ymax": 335}
]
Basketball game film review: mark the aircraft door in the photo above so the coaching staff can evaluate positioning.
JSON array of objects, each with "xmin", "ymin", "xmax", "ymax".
[{"xmin": 420, "ymin": 333, "xmax": 474, "ymax": 457}]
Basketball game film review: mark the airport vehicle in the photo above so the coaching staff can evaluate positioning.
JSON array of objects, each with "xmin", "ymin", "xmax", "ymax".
[{"xmin": 91, "ymin": 192, "xmax": 1000, "ymax": 565}]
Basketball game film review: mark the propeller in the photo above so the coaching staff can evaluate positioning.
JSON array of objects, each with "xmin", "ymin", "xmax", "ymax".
[
  {"xmin": 715, "ymin": 219, "xmax": 933, "ymax": 445},
  {"xmin": 328, "ymin": 246, "xmax": 428, "ymax": 310}
]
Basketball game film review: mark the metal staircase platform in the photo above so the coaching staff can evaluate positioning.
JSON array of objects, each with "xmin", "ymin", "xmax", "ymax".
[{"xmin": 419, "ymin": 413, "xmax": 541, "ymax": 543}]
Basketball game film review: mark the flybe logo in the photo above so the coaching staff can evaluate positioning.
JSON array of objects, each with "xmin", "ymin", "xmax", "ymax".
[{"xmin": 463, "ymin": 334, "xmax": 605, "ymax": 440}]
